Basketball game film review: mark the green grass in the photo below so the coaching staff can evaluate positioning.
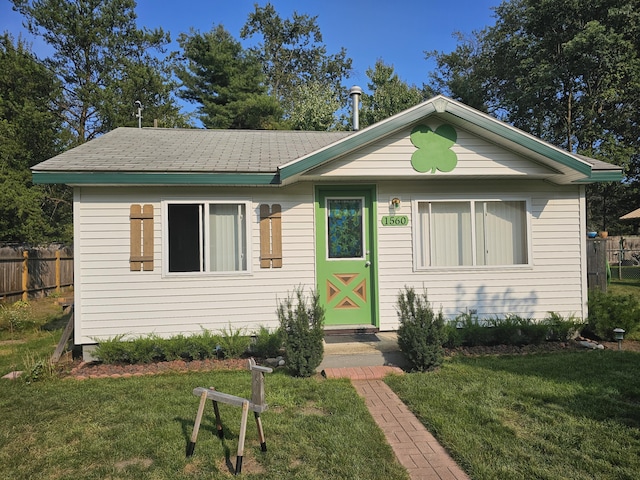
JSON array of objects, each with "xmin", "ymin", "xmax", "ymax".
[
  {"xmin": 386, "ymin": 351, "xmax": 640, "ymax": 479},
  {"xmin": 0, "ymin": 296, "xmax": 407, "ymax": 479},
  {"xmin": 0, "ymin": 371, "xmax": 408, "ymax": 479},
  {"xmin": 0, "ymin": 296, "xmax": 70, "ymax": 374},
  {"xmin": 609, "ymin": 277, "xmax": 640, "ymax": 297}
]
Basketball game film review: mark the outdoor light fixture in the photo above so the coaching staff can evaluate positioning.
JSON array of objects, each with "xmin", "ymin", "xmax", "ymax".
[
  {"xmin": 391, "ymin": 197, "xmax": 401, "ymax": 210},
  {"xmin": 613, "ymin": 328, "xmax": 625, "ymax": 351}
]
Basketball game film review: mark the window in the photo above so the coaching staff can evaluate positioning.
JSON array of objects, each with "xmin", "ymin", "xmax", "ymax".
[
  {"xmin": 416, "ymin": 200, "xmax": 528, "ymax": 268},
  {"xmin": 326, "ymin": 198, "xmax": 364, "ymax": 259},
  {"xmin": 166, "ymin": 202, "xmax": 249, "ymax": 273}
]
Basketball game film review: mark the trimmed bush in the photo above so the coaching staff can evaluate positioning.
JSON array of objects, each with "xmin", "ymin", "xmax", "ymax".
[
  {"xmin": 397, "ymin": 287, "xmax": 446, "ymax": 372},
  {"xmin": 587, "ymin": 290, "xmax": 640, "ymax": 340},
  {"xmin": 278, "ymin": 287, "xmax": 324, "ymax": 377},
  {"xmin": 217, "ymin": 325, "xmax": 251, "ymax": 358},
  {"xmin": 94, "ymin": 329, "xmax": 231, "ymax": 364},
  {"xmin": 542, "ymin": 312, "xmax": 583, "ymax": 341},
  {"xmin": 444, "ymin": 312, "xmax": 583, "ymax": 348},
  {"xmin": 251, "ymin": 326, "xmax": 283, "ymax": 358}
]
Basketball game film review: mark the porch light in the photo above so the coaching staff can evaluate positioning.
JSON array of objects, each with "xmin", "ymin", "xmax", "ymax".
[
  {"xmin": 613, "ymin": 328, "xmax": 625, "ymax": 351},
  {"xmin": 391, "ymin": 197, "xmax": 401, "ymax": 210}
]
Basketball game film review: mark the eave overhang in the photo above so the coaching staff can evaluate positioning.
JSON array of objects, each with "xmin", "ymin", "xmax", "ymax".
[{"xmin": 31, "ymin": 171, "xmax": 281, "ymax": 186}]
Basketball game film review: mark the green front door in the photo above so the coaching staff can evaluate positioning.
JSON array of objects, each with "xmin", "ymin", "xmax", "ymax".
[{"xmin": 315, "ymin": 186, "xmax": 377, "ymax": 327}]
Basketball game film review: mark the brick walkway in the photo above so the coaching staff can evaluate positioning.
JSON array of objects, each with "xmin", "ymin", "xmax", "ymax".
[{"xmin": 322, "ymin": 367, "xmax": 470, "ymax": 480}]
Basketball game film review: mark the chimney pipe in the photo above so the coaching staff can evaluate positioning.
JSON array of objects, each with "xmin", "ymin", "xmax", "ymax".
[{"xmin": 349, "ymin": 85, "xmax": 363, "ymax": 131}]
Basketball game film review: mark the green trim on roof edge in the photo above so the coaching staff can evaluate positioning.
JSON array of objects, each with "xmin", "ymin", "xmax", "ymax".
[
  {"xmin": 278, "ymin": 103, "xmax": 436, "ymax": 180},
  {"xmin": 443, "ymin": 103, "xmax": 593, "ymax": 176},
  {"xmin": 574, "ymin": 171, "xmax": 624, "ymax": 183},
  {"xmin": 32, "ymin": 171, "xmax": 281, "ymax": 186},
  {"xmin": 279, "ymin": 97, "xmax": 622, "ymax": 182}
]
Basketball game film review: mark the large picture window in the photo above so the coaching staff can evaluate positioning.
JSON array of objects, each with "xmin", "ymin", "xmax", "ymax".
[
  {"xmin": 416, "ymin": 200, "xmax": 528, "ymax": 268},
  {"xmin": 166, "ymin": 202, "xmax": 249, "ymax": 273}
]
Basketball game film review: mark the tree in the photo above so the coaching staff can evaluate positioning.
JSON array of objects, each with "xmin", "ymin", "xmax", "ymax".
[
  {"xmin": 240, "ymin": 3, "xmax": 352, "ymax": 126},
  {"xmin": 287, "ymin": 81, "xmax": 341, "ymax": 131},
  {"xmin": 360, "ymin": 60, "xmax": 429, "ymax": 128},
  {"xmin": 428, "ymin": 0, "xmax": 640, "ymax": 233},
  {"xmin": 10, "ymin": 0, "xmax": 186, "ymax": 143},
  {"xmin": 176, "ymin": 25, "xmax": 281, "ymax": 129},
  {"xmin": 0, "ymin": 34, "xmax": 71, "ymax": 244}
]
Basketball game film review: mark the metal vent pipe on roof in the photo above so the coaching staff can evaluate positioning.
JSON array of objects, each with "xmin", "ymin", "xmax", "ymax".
[{"xmin": 349, "ymin": 86, "xmax": 363, "ymax": 131}]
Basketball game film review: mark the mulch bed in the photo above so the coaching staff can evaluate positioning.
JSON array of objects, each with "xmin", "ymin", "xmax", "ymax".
[
  {"xmin": 61, "ymin": 339, "xmax": 640, "ymax": 380},
  {"xmin": 63, "ymin": 358, "xmax": 249, "ymax": 380}
]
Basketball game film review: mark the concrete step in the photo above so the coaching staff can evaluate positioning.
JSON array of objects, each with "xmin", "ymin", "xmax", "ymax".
[{"xmin": 319, "ymin": 332, "xmax": 408, "ymax": 371}]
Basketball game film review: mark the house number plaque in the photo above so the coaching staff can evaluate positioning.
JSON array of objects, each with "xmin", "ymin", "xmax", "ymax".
[{"xmin": 381, "ymin": 215, "xmax": 408, "ymax": 226}]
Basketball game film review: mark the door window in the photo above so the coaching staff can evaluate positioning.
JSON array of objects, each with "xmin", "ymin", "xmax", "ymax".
[{"xmin": 326, "ymin": 198, "xmax": 364, "ymax": 259}]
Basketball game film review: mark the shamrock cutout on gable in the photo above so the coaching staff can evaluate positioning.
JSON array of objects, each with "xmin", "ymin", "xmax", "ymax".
[{"xmin": 410, "ymin": 124, "xmax": 458, "ymax": 173}]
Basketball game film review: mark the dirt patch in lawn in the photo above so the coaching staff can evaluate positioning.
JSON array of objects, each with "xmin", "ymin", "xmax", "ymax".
[{"xmin": 64, "ymin": 357, "xmax": 249, "ymax": 380}]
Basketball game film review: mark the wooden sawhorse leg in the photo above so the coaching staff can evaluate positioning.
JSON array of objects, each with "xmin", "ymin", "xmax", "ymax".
[
  {"xmin": 255, "ymin": 412, "xmax": 267, "ymax": 452},
  {"xmin": 186, "ymin": 390, "xmax": 208, "ymax": 457},
  {"xmin": 235, "ymin": 400, "xmax": 250, "ymax": 475}
]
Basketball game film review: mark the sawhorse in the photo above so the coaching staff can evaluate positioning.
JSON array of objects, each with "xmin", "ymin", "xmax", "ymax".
[{"xmin": 187, "ymin": 358, "xmax": 273, "ymax": 475}]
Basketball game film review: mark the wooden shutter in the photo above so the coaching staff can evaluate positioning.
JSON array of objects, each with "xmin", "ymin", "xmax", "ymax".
[
  {"xmin": 259, "ymin": 204, "xmax": 282, "ymax": 268},
  {"xmin": 130, "ymin": 204, "xmax": 154, "ymax": 271}
]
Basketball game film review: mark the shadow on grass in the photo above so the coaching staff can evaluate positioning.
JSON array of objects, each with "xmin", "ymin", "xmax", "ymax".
[
  {"xmin": 176, "ymin": 413, "xmax": 237, "ymax": 474},
  {"xmin": 465, "ymin": 350, "xmax": 640, "ymax": 428}
]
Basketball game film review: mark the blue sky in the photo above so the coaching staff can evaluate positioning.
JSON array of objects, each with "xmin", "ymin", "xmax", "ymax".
[{"xmin": 2, "ymin": 0, "xmax": 499, "ymax": 118}]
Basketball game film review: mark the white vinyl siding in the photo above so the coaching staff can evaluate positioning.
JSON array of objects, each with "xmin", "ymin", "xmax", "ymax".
[
  {"xmin": 304, "ymin": 121, "xmax": 561, "ymax": 180},
  {"xmin": 72, "ymin": 185, "xmax": 316, "ymax": 345},
  {"xmin": 374, "ymin": 180, "xmax": 586, "ymax": 329}
]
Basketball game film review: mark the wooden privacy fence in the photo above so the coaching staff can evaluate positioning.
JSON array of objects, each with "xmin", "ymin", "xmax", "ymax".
[
  {"xmin": 0, "ymin": 246, "xmax": 73, "ymax": 302},
  {"xmin": 587, "ymin": 239, "xmax": 608, "ymax": 292}
]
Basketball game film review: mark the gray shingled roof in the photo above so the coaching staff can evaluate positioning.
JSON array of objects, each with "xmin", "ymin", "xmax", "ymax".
[{"xmin": 34, "ymin": 127, "xmax": 354, "ymax": 173}]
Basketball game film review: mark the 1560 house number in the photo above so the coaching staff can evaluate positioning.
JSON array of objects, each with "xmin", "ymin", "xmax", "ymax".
[{"xmin": 381, "ymin": 215, "xmax": 409, "ymax": 226}]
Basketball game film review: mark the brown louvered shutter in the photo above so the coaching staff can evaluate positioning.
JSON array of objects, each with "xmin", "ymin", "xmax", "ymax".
[
  {"xmin": 130, "ymin": 204, "xmax": 154, "ymax": 271},
  {"xmin": 259, "ymin": 204, "xmax": 282, "ymax": 268}
]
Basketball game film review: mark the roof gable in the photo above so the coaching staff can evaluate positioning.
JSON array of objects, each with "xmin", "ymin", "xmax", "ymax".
[
  {"xmin": 278, "ymin": 96, "xmax": 622, "ymax": 185},
  {"xmin": 32, "ymin": 95, "xmax": 622, "ymax": 186}
]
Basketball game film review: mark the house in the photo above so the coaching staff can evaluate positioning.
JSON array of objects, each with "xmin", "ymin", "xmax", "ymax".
[{"xmin": 32, "ymin": 95, "xmax": 623, "ymax": 359}]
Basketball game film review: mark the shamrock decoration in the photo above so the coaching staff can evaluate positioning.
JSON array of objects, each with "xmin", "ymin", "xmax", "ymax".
[{"xmin": 410, "ymin": 124, "xmax": 458, "ymax": 173}]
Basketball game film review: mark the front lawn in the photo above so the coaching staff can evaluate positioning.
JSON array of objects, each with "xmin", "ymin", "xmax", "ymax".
[
  {"xmin": 386, "ymin": 351, "xmax": 640, "ymax": 479},
  {"xmin": 0, "ymin": 371, "xmax": 408, "ymax": 479}
]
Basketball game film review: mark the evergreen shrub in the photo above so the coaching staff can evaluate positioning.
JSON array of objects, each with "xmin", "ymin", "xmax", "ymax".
[
  {"xmin": 251, "ymin": 326, "xmax": 283, "ymax": 358},
  {"xmin": 277, "ymin": 287, "xmax": 324, "ymax": 377},
  {"xmin": 587, "ymin": 290, "xmax": 640, "ymax": 340},
  {"xmin": 396, "ymin": 287, "xmax": 446, "ymax": 372}
]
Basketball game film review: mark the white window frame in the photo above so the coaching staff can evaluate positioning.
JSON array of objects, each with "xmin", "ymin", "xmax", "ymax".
[
  {"xmin": 412, "ymin": 196, "xmax": 532, "ymax": 271},
  {"xmin": 161, "ymin": 199, "xmax": 253, "ymax": 276}
]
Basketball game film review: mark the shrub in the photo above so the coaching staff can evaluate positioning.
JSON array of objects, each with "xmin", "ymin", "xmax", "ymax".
[
  {"xmin": 218, "ymin": 325, "xmax": 251, "ymax": 358},
  {"xmin": 396, "ymin": 287, "xmax": 446, "ymax": 372},
  {"xmin": 587, "ymin": 290, "xmax": 640, "ymax": 340},
  {"xmin": 543, "ymin": 312, "xmax": 583, "ymax": 342},
  {"xmin": 278, "ymin": 287, "xmax": 324, "ymax": 377},
  {"xmin": 94, "ymin": 330, "xmax": 228, "ymax": 364},
  {"xmin": 449, "ymin": 313, "xmax": 493, "ymax": 346},
  {"xmin": 251, "ymin": 326, "xmax": 283, "ymax": 358},
  {"xmin": 0, "ymin": 301, "xmax": 35, "ymax": 332},
  {"xmin": 94, "ymin": 334, "xmax": 134, "ymax": 363}
]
